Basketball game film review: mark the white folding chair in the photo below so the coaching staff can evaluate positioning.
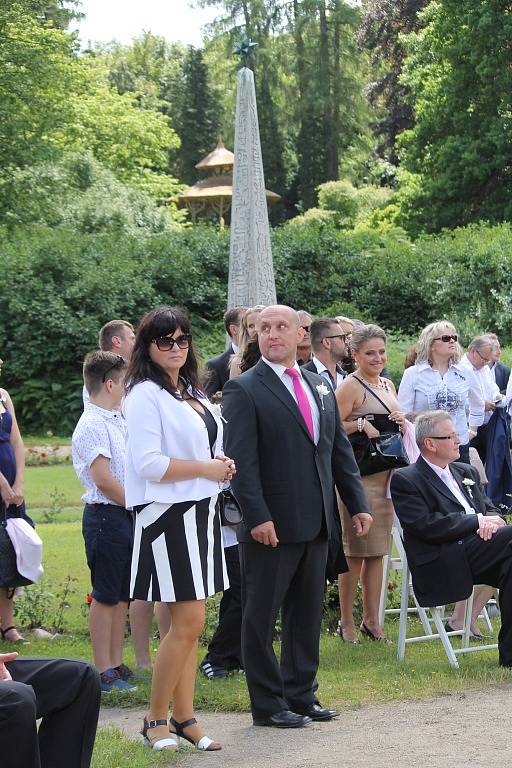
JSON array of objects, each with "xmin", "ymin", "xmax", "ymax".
[{"xmin": 395, "ymin": 521, "xmax": 498, "ymax": 668}]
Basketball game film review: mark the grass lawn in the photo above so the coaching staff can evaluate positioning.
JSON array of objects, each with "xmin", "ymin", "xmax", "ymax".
[{"xmin": 25, "ymin": 464, "xmax": 83, "ymax": 508}]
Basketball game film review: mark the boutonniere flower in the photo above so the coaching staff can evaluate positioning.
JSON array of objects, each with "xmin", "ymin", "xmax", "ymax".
[
  {"xmin": 316, "ymin": 383, "xmax": 330, "ymax": 410},
  {"xmin": 462, "ymin": 478, "xmax": 475, "ymax": 499}
]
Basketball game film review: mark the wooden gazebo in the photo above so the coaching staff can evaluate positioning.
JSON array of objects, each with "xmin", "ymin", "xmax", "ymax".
[{"xmin": 175, "ymin": 141, "xmax": 280, "ymax": 227}]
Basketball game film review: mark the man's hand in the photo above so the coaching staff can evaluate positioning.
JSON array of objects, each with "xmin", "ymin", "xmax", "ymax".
[
  {"xmin": 352, "ymin": 512, "xmax": 372, "ymax": 537},
  {"xmin": 251, "ymin": 521, "xmax": 279, "ymax": 547},
  {"xmin": 0, "ymin": 652, "xmax": 18, "ymax": 681},
  {"xmin": 484, "ymin": 400, "xmax": 497, "ymax": 412},
  {"xmin": 476, "ymin": 514, "xmax": 506, "ymax": 541}
]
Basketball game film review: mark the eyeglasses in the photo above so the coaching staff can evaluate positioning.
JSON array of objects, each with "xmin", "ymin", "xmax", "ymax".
[
  {"xmin": 474, "ymin": 348, "xmax": 492, "ymax": 364},
  {"xmin": 433, "ymin": 334, "xmax": 458, "ymax": 343},
  {"xmin": 152, "ymin": 334, "xmax": 192, "ymax": 352},
  {"xmin": 324, "ymin": 335, "xmax": 346, "ymax": 341},
  {"xmin": 428, "ymin": 433, "xmax": 459, "ymax": 441},
  {"xmin": 101, "ymin": 355, "xmax": 125, "ymax": 383},
  {"xmin": 301, "ymin": 326, "xmax": 311, "ymax": 333}
]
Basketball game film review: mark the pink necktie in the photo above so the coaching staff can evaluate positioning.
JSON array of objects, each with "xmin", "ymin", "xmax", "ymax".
[{"xmin": 285, "ymin": 367, "xmax": 314, "ymax": 441}]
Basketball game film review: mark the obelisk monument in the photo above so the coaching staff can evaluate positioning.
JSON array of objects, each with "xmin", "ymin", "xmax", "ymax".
[{"xmin": 227, "ymin": 40, "xmax": 277, "ymax": 309}]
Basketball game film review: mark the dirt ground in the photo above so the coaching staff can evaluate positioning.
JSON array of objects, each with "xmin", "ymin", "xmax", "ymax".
[{"xmin": 100, "ymin": 683, "xmax": 512, "ymax": 767}]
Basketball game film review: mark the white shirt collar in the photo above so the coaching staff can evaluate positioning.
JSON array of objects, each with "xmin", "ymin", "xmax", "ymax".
[
  {"xmin": 261, "ymin": 357, "xmax": 302, "ymax": 380},
  {"xmin": 312, "ymin": 355, "xmax": 328, "ymax": 374},
  {"xmin": 422, "ymin": 455, "xmax": 451, "ymax": 480},
  {"xmin": 86, "ymin": 402, "xmax": 123, "ymax": 420}
]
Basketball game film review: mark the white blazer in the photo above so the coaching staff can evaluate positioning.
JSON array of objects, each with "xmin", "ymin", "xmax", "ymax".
[{"xmin": 124, "ymin": 379, "xmax": 223, "ymax": 508}]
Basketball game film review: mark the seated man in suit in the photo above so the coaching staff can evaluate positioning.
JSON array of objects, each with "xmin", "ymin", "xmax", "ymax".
[
  {"xmin": 205, "ymin": 306, "xmax": 245, "ymax": 398},
  {"xmin": 0, "ymin": 652, "xmax": 101, "ymax": 768},
  {"xmin": 390, "ymin": 410, "xmax": 512, "ymax": 667}
]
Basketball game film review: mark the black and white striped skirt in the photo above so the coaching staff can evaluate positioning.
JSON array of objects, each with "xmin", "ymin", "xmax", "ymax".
[{"xmin": 130, "ymin": 496, "xmax": 228, "ymax": 602}]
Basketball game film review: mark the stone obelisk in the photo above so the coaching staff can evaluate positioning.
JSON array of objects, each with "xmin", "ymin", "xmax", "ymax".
[{"xmin": 227, "ymin": 59, "xmax": 277, "ymax": 309}]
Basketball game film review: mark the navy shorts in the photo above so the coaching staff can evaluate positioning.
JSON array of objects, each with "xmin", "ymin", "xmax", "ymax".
[{"xmin": 82, "ymin": 503, "xmax": 133, "ymax": 605}]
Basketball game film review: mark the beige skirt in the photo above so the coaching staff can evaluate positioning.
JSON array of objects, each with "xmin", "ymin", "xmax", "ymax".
[{"xmin": 340, "ymin": 469, "xmax": 393, "ymax": 558}]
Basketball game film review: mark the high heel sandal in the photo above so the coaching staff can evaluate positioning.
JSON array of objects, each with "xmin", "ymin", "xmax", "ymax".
[
  {"xmin": 360, "ymin": 622, "xmax": 392, "ymax": 644},
  {"xmin": 140, "ymin": 717, "xmax": 179, "ymax": 752},
  {"xmin": 336, "ymin": 620, "xmax": 360, "ymax": 645},
  {"xmin": 169, "ymin": 716, "xmax": 222, "ymax": 751},
  {"xmin": 0, "ymin": 626, "xmax": 24, "ymax": 643}
]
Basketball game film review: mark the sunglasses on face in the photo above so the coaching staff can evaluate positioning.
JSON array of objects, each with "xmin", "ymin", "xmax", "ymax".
[
  {"xmin": 324, "ymin": 334, "xmax": 346, "ymax": 341},
  {"xmin": 301, "ymin": 326, "xmax": 311, "ymax": 333},
  {"xmin": 152, "ymin": 334, "xmax": 192, "ymax": 352},
  {"xmin": 433, "ymin": 334, "xmax": 458, "ymax": 343}
]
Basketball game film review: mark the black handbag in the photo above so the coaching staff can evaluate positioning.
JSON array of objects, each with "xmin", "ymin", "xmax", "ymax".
[
  {"xmin": 348, "ymin": 377, "xmax": 410, "ymax": 477},
  {"xmin": 0, "ymin": 503, "xmax": 33, "ymax": 590},
  {"xmin": 218, "ymin": 489, "xmax": 243, "ymax": 527}
]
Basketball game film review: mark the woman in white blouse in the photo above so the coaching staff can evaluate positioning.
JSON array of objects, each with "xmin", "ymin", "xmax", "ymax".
[
  {"xmin": 124, "ymin": 306, "xmax": 235, "ymax": 753},
  {"xmin": 398, "ymin": 321, "xmax": 485, "ymax": 464}
]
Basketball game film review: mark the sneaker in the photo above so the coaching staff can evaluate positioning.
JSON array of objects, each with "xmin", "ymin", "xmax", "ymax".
[
  {"xmin": 100, "ymin": 667, "xmax": 137, "ymax": 693},
  {"xmin": 199, "ymin": 659, "xmax": 228, "ymax": 679}
]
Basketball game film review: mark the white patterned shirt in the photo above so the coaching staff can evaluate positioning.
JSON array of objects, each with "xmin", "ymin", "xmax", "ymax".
[
  {"xmin": 398, "ymin": 361, "xmax": 485, "ymax": 444},
  {"xmin": 72, "ymin": 403, "xmax": 127, "ymax": 504}
]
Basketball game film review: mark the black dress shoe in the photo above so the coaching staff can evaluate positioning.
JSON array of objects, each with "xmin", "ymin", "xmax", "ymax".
[
  {"xmin": 293, "ymin": 703, "xmax": 340, "ymax": 721},
  {"xmin": 253, "ymin": 710, "xmax": 312, "ymax": 728}
]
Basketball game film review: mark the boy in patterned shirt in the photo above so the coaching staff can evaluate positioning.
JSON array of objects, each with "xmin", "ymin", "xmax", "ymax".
[{"xmin": 72, "ymin": 351, "xmax": 136, "ymax": 693}]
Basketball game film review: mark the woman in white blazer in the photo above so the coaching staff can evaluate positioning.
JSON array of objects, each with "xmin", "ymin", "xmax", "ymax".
[{"xmin": 124, "ymin": 306, "xmax": 235, "ymax": 753}]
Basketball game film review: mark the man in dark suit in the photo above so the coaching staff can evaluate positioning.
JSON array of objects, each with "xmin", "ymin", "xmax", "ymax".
[
  {"xmin": 0, "ymin": 652, "xmax": 100, "ymax": 768},
  {"xmin": 222, "ymin": 305, "xmax": 371, "ymax": 728},
  {"xmin": 303, "ymin": 318, "xmax": 347, "ymax": 390},
  {"xmin": 390, "ymin": 409, "xmax": 512, "ymax": 667},
  {"xmin": 204, "ymin": 306, "xmax": 245, "ymax": 398},
  {"xmin": 487, "ymin": 333, "xmax": 511, "ymax": 394}
]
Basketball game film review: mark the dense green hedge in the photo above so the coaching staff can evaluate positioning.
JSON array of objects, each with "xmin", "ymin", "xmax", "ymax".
[{"xmin": 2, "ymin": 219, "xmax": 512, "ymax": 432}]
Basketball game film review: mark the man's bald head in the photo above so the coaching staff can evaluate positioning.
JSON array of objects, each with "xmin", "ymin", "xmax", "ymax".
[{"xmin": 257, "ymin": 305, "xmax": 302, "ymax": 367}]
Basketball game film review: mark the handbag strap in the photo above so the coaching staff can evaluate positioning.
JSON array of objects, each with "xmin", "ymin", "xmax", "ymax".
[{"xmin": 353, "ymin": 376, "xmax": 392, "ymax": 415}]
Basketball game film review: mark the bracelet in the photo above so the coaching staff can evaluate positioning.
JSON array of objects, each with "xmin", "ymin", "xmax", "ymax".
[{"xmin": 357, "ymin": 417, "xmax": 365, "ymax": 432}]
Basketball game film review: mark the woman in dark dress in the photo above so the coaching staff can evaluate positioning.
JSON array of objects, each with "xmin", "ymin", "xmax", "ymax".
[{"xmin": 0, "ymin": 360, "xmax": 31, "ymax": 643}]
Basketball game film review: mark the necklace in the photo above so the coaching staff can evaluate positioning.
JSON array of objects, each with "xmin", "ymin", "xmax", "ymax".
[{"xmin": 359, "ymin": 375, "xmax": 389, "ymax": 391}]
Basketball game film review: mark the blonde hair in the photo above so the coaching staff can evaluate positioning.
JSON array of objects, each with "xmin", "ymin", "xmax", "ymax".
[
  {"xmin": 350, "ymin": 323, "xmax": 386, "ymax": 352},
  {"xmin": 415, "ymin": 321, "xmax": 461, "ymax": 364},
  {"xmin": 238, "ymin": 306, "xmax": 265, "ymax": 357}
]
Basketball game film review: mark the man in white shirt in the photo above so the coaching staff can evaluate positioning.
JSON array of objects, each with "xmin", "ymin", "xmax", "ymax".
[
  {"xmin": 459, "ymin": 335, "xmax": 504, "ymax": 463},
  {"xmin": 303, "ymin": 318, "xmax": 347, "ymax": 390},
  {"xmin": 391, "ymin": 410, "xmax": 512, "ymax": 666}
]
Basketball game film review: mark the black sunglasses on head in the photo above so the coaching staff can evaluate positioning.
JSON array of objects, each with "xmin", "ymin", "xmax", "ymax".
[
  {"xmin": 433, "ymin": 334, "xmax": 458, "ymax": 343},
  {"xmin": 152, "ymin": 334, "xmax": 192, "ymax": 352},
  {"xmin": 101, "ymin": 355, "xmax": 125, "ymax": 383}
]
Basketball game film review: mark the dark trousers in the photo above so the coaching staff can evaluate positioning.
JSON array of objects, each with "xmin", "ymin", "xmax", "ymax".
[
  {"xmin": 203, "ymin": 543, "xmax": 242, "ymax": 670},
  {"xmin": 239, "ymin": 535, "xmax": 327, "ymax": 719},
  {"xmin": 464, "ymin": 525, "xmax": 512, "ymax": 666},
  {"xmin": 470, "ymin": 423, "xmax": 489, "ymax": 465},
  {"xmin": 0, "ymin": 658, "xmax": 101, "ymax": 768}
]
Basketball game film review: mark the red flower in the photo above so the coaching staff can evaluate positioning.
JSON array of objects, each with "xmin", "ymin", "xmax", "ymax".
[{"xmin": 85, "ymin": 594, "xmax": 93, "ymax": 605}]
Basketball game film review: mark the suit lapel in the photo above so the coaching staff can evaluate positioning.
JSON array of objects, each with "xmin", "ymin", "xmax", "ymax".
[
  {"xmin": 256, "ymin": 360, "xmax": 314, "ymax": 442},
  {"xmin": 416, "ymin": 456, "xmax": 466, "ymax": 509},
  {"xmin": 449, "ymin": 463, "xmax": 479, "ymax": 507}
]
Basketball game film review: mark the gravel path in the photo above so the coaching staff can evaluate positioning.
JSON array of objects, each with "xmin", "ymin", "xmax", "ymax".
[{"xmin": 100, "ymin": 684, "xmax": 512, "ymax": 767}]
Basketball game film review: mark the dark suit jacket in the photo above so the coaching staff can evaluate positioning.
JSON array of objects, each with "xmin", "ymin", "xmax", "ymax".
[
  {"xmin": 302, "ymin": 359, "xmax": 346, "ymax": 390},
  {"xmin": 222, "ymin": 359, "xmax": 368, "ymax": 545},
  {"xmin": 205, "ymin": 345, "xmax": 234, "ymax": 397},
  {"xmin": 390, "ymin": 456, "xmax": 500, "ymax": 607},
  {"xmin": 492, "ymin": 361, "xmax": 511, "ymax": 394}
]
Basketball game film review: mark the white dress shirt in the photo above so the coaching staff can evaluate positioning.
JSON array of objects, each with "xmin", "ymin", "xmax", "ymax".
[
  {"xmin": 422, "ymin": 457, "xmax": 476, "ymax": 514},
  {"xmin": 459, "ymin": 354, "xmax": 502, "ymax": 425},
  {"xmin": 72, "ymin": 403, "xmax": 127, "ymax": 505},
  {"xmin": 398, "ymin": 361, "xmax": 485, "ymax": 444},
  {"xmin": 261, "ymin": 357, "xmax": 320, "ymax": 444},
  {"xmin": 311, "ymin": 355, "xmax": 345, "ymax": 389}
]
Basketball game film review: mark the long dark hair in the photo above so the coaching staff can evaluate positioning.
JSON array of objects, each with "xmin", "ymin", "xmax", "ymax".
[{"xmin": 125, "ymin": 306, "xmax": 203, "ymax": 399}]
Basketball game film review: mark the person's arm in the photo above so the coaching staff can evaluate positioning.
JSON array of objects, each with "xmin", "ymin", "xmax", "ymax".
[
  {"xmin": 2, "ymin": 389, "xmax": 24, "ymax": 505},
  {"xmin": 397, "ymin": 365, "xmax": 416, "ymax": 414},
  {"xmin": 466, "ymin": 368, "xmax": 485, "ymax": 431},
  {"xmin": 90, "ymin": 456, "xmax": 125, "ymax": 506},
  {"xmin": 0, "ymin": 652, "xmax": 18, "ymax": 681},
  {"xmin": 222, "ymin": 377, "xmax": 273, "ymax": 532},
  {"xmin": 390, "ymin": 471, "xmax": 480, "ymax": 543},
  {"xmin": 335, "ymin": 378, "xmax": 379, "ymax": 438}
]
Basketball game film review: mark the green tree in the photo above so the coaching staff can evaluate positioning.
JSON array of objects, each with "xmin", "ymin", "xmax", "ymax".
[
  {"xmin": 397, "ymin": 0, "xmax": 512, "ymax": 233},
  {"xmin": 0, "ymin": 1, "xmax": 79, "ymax": 215}
]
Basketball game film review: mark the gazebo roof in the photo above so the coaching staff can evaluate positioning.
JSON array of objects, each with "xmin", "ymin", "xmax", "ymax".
[
  {"xmin": 176, "ymin": 174, "xmax": 280, "ymax": 203},
  {"xmin": 195, "ymin": 141, "xmax": 235, "ymax": 172}
]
